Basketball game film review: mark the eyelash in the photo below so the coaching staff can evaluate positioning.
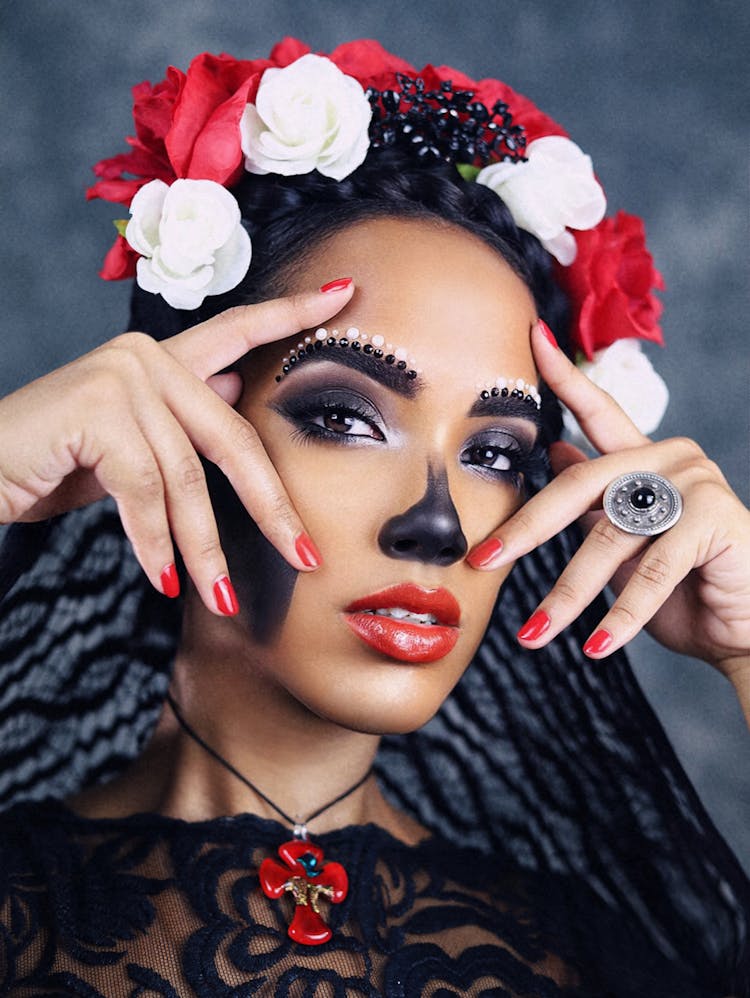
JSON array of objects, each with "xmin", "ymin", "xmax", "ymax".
[
  {"xmin": 278, "ymin": 393, "xmax": 546, "ymax": 487},
  {"xmin": 280, "ymin": 394, "xmax": 385, "ymax": 446},
  {"xmin": 459, "ymin": 434, "xmax": 545, "ymax": 489}
]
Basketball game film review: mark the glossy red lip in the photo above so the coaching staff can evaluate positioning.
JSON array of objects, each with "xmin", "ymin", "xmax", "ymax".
[
  {"xmin": 344, "ymin": 584, "xmax": 461, "ymax": 664},
  {"xmin": 344, "ymin": 584, "xmax": 460, "ymax": 626}
]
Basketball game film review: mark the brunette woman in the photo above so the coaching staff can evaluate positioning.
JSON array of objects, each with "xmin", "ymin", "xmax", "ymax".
[{"xmin": 0, "ymin": 40, "xmax": 748, "ymax": 997}]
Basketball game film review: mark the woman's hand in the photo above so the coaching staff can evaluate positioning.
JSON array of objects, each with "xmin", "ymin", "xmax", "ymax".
[
  {"xmin": 0, "ymin": 281, "xmax": 354, "ymax": 615},
  {"xmin": 467, "ymin": 321, "xmax": 750, "ymax": 715}
]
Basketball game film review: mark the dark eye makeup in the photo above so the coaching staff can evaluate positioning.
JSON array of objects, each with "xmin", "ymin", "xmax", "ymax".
[
  {"xmin": 273, "ymin": 388, "xmax": 385, "ymax": 444},
  {"xmin": 459, "ymin": 429, "xmax": 546, "ymax": 490},
  {"xmin": 272, "ymin": 382, "xmax": 546, "ymax": 488}
]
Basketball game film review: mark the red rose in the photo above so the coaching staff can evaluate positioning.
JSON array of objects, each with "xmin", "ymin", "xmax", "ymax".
[
  {"xmin": 87, "ymin": 70, "xmax": 185, "ymax": 206},
  {"xmin": 556, "ymin": 211, "xmax": 665, "ymax": 359},
  {"xmin": 329, "ymin": 39, "xmax": 415, "ymax": 91},
  {"xmin": 98, "ymin": 234, "xmax": 138, "ymax": 280},
  {"xmin": 269, "ymin": 37, "xmax": 311, "ymax": 66},
  {"xmin": 87, "ymin": 52, "xmax": 275, "ymax": 208},
  {"xmin": 420, "ymin": 62, "xmax": 478, "ymax": 92},
  {"xmin": 473, "ymin": 78, "xmax": 567, "ymax": 144}
]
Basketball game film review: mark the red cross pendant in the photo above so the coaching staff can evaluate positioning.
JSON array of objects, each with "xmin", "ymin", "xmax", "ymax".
[{"xmin": 259, "ymin": 838, "xmax": 348, "ymax": 945}]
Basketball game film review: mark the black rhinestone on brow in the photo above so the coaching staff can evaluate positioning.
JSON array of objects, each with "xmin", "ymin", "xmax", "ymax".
[
  {"xmin": 477, "ymin": 377, "xmax": 541, "ymax": 409},
  {"xmin": 366, "ymin": 73, "xmax": 527, "ymax": 167},
  {"xmin": 274, "ymin": 327, "xmax": 421, "ymax": 383}
]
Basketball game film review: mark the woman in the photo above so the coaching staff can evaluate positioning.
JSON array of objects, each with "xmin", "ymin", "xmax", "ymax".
[{"xmin": 0, "ymin": 39, "xmax": 748, "ymax": 996}]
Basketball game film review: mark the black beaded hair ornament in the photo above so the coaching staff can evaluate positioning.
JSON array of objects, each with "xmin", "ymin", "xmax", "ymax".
[
  {"xmin": 0, "ymin": 37, "xmax": 747, "ymax": 993},
  {"xmin": 367, "ymin": 72, "xmax": 527, "ymax": 164}
]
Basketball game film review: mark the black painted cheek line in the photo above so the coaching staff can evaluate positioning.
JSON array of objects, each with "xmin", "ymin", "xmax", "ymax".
[{"xmin": 204, "ymin": 462, "xmax": 298, "ymax": 644}]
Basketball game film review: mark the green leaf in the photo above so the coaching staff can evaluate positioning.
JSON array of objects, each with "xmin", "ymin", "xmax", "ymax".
[
  {"xmin": 113, "ymin": 219, "xmax": 129, "ymax": 237},
  {"xmin": 456, "ymin": 163, "xmax": 480, "ymax": 182}
]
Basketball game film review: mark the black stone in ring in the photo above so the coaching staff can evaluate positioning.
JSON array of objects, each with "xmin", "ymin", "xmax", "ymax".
[{"xmin": 602, "ymin": 472, "xmax": 683, "ymax": 536}]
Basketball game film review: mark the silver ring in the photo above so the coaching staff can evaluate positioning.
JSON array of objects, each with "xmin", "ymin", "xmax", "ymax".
[{"xmin": 603, "ymin": 472, "xmax": 683, "ymax": 536}]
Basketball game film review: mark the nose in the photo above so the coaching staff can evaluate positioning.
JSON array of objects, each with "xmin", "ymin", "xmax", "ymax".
[{"xmin": 378, "ymin": 465, "xmax": 468, "ymax": 566}]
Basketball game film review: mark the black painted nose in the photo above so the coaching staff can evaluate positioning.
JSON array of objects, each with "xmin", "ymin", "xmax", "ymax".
[{"xmin": 378, "ymin": 466, "xmax": 468, "ymax": 567}]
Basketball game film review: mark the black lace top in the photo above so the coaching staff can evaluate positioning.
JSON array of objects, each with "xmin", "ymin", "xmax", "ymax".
[{"xmin": 0, "ymin": 799, "xmax": 714, "ymax": 997}]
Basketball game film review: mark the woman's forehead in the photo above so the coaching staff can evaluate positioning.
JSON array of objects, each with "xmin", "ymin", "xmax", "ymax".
[{"xmin": 283, "ymin": 217, "xmax": 538, "ymax": 379}]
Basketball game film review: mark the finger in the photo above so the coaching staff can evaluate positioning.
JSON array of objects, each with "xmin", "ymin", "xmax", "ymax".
[
  {"xmin": 531, "ymin": 320, "xmax": 649, "ymax": 453},
  {"xmin": 548, "ymin": 439, "xmax": 588, "ymax": 476},
  {"xmin": 164, "ymin": 279, "xmax": 355, "ymax": 380},
  {"xmin": 580, "ymin": 513, "xmax": 701, "ymax": 658},
  {"xmin": 516, "ymin": 516, "xmax": 648, "ymax": 647},
  {"xmin": 92, "ymin": 418, "xmax": 177, "ymax": 600},
  {"xmin": 156, "ymin": 367, "xmax": 321, "ymax": 573},
  {"xmin": 206, "ymin": 371, "xmax": 243, "ymax": 406},
  {"xmin": 549, "ymin": 440, "xmax": 599, "ymax": 535},
  {"xmin": 137, "ymin": 403, "xmax": 240, "ymax": 617},
  {"xmin": 466, "ymin": 437, "xmax": 691, "ymax": 570}
]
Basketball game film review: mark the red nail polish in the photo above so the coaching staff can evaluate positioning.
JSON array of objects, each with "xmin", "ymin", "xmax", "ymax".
[
  {"xmin": 295, "ymin": 532, "xmax": 322, "ymax": 568},
  {"xmin": 583, "ymin": 628, "xmax": 613, "ymax": 656},
  {"xmin": 160, "ymin": 563, "xmax": 180, "ymax": 599},
  {"xmin": 537, "ymin": 319, "xmax": 559, "ymax": 349},
  {"xmin": 213, "ymin": 575, "xmax": 239, "ymax": 616},
  {"xmin": 319, "ymin": 277, "xmax": 353, "ymax": 294},
  {"xmin": 466, "ymin": 537, "xmax": 504, "ymax": 569},
  {"xmin": 517, "ymin": 609, "xmax": 551, "ymax": 642}
]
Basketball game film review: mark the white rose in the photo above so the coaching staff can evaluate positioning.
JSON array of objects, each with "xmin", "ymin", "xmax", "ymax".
[
  {"xmin": 476, "ymin": 136, "xmax": 606, "ymax": 265},
  {"xmin": 126, "ymin": 178, "xmax": 252, "ymax": 310},
  {"xmin": 240, "ymin": 53, "xmax": 372, "ymax": 181},
  {"xmin": 562, "ymin": 339, "xmax": 669, "ymax": 448}
]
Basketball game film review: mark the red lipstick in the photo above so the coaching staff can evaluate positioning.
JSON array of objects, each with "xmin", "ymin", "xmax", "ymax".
[{"xmin": 344, "ymin": 584, "xmax": 460, "ymax": 664}]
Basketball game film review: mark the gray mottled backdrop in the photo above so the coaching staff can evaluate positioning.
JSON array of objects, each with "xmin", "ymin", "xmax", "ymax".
[{"xmin": 2, "ymin": 0, "xmax": 748, "ymax": 866}]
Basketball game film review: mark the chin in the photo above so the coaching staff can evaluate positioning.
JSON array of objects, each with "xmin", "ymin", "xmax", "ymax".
[
  {"xmin": 285, "ymin": 652, "xmax": 469, "ymax": 737},
  {"xmin": 312, "ymin": 699, "xmax": 446, "ymax": 737}
]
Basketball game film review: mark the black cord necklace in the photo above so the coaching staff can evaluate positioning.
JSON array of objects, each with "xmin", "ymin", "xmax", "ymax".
[{"xmin": 166, "ymin": 692, "xmax": 371, "ymax": 945}]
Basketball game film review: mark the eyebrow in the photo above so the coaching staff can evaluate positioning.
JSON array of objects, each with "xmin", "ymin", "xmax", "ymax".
[
  {"xmin": 277, "ymin": 346, "xmax": 424, "ymax": 398},
  {"xmin": 468, "ymin": 393, "xmax": 544, "ymax": 429}
]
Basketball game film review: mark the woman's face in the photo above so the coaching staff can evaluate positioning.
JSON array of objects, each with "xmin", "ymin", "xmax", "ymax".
[{"xmin": 226, "ymin": 217, "xmax": 541, "ymax": 734}]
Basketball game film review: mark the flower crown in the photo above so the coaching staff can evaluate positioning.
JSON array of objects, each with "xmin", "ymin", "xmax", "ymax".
[{"xmin": 89, "ymin": 38, "xmax": 668, "ymax": 439}]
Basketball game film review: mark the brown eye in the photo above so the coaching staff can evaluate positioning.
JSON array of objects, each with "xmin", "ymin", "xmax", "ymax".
[
  {"xmin": 464, "ymin": 444, "xmax": 511, "ymax": 471},
  {"xmin": 312, "ymin": 405, "xmax": 384, "ymax": 440},
  {"xmin": 276, "ymin": 390, "xmax": 386, "ymax": 443},
  {"xmin": 323, "ymin": 410, "xmax": 356, "ymax": 432}
]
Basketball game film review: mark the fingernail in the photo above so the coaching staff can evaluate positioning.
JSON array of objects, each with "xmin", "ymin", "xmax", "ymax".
[
  {"xmin": 466, "ymin": 537, "xmax": 504, "ymax": 569},
  {"xmin": 319, "ymin": 277, "xmax": 353, "ymax": 294},
  {"xmin": 583, "ymin": 628, "xmax": 613, "ymax": 656},
  {"xmin": 537, "ymin": 319, "xmax": 559, "ymax": 349},
  {"xmin": 295, "ymin": 532, "xmax": 322, "ymax": 569},
  {"xmin": 160, "ymin": 563, "xmax": 180, "ymax": 598},
  {"xmin": 213, "ymin": 575, "xmax": 239, "ymax": 616},
  {"xmin": 517, "ymin": 609, "xmax": 551, "ymax": 642}
]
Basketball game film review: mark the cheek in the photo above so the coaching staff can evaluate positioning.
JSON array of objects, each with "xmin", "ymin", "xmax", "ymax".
[
  {"xmin": 269, "ymin": 436, "xmax": 525, "ymax": 561},
  {"xmin": 450, "ymin": 472, "xmax": 527, "ymax": 546},
  {"xmin": 204, "ymin": 461, "xmax": 298, "ymax": 643}
]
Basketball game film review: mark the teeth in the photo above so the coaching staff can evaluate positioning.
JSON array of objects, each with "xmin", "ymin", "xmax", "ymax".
[{"xmin": 369, "ymin": 607, "xmax": 439, "ymax": 625}]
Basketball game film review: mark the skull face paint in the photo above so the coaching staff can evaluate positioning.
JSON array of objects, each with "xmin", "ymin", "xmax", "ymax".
[
  {"xmin": 193, "ymin": 217, "xmax": 542, "ymax": 736},
  {"xmin": 378, "ymin": 464, "xmax": 468, "ymax": 566},
  {"xmin": 205, "ymin": 461, "xmax": 298, "ymax": 644}
]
